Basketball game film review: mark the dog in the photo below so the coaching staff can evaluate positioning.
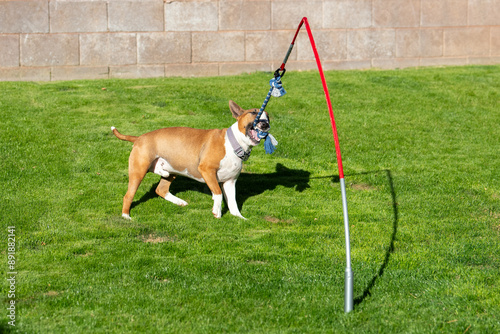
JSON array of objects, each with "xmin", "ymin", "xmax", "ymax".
[{"xmin": 111, "ymin": 100, "xmax": 270, "ymax": 220}]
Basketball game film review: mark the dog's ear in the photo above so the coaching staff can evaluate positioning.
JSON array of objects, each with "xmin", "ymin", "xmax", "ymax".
[{"xmin": 229, "ymin": 100, "xmax": 244, "ymax": 119}]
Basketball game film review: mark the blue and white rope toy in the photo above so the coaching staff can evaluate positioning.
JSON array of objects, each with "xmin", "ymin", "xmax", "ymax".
[{"xmin": 254, "ymin": 75, "xmax": 285, "ymax": 154}]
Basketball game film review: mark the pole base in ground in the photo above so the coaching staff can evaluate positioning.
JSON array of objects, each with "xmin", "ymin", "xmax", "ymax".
[{"xmin": 345, "ymin": 268, "xmax": 353, "ymax": 312}]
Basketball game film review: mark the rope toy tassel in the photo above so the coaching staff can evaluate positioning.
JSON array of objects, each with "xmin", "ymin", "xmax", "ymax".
[{"xmin": 264, "ymin": 133, "xmax": 278, "ymax": 154}]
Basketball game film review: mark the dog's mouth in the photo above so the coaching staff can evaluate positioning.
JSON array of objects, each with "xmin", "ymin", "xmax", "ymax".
[
  {"xmin": 248, "ymin": 128, "xmax": 262, "ymax": 145},
  {"xmin": 248, "ymin": 121, "xmax": 270, "ymax": 145}
]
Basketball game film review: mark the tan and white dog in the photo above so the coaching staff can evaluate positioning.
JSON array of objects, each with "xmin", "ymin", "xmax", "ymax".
[{"xmin": 111, "ymin": 100, "xmax": 270, "ymax": 220}]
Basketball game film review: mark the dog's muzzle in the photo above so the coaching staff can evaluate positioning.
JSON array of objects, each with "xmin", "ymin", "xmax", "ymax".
[
  {"xmin": 256, "ymin": 119, "xmax": 270, "ymax": 132},
  {"xmin": 248, "ymin": 119, "xmax": 270, "ymax": 145}
]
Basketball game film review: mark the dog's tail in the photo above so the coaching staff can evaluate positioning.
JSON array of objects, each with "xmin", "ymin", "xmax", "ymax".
[{"xmin": 111, "ymin": 126, "xmax": 138, "ymax": 143}]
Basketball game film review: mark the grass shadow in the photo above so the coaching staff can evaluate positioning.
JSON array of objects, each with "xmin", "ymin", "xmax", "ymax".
[
  {"xmin": 352, "ymin": 169, "xmax": 398, "ymax": 307},
  {"xmin": 131, "ymin": 163, "xmax": 311, "ymax": 213},
  {"xmin": 0, "ymin": 321, "xmax": 14, "ymax": 334}
]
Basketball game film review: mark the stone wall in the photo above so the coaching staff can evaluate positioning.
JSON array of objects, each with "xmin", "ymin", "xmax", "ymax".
[{"xmin": 0, "ymin": 0, "xmax": 499, "ymax": 81}]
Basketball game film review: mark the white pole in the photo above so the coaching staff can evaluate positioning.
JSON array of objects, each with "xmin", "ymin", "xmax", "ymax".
[{"xmin": 340, "ymin": 178, "xmax": 353, "ymax": 312}]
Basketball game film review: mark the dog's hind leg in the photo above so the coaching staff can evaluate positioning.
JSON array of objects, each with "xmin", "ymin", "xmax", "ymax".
[
  {"xmin": 122, "ymin": 149, "xmax": 151, "ymax": 219},
  {"xmin": 156, "ymin": 176, "xmax": 188, "ymax": 206}
]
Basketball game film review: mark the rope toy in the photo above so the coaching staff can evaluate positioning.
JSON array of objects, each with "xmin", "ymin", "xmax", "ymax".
[{"xmin": 253, "ymin": 72, "xmax": 286, "ymax": 154}]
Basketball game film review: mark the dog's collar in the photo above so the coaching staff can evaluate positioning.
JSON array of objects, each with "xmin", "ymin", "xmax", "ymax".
[{"xmin": 227, "ymin": 127, "xmax": 251, "ymax": 161}]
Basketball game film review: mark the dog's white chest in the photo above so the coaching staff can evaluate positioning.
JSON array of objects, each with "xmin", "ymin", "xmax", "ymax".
[{"xmin": 216, "ymin": 135, "xmax": 243, "ymax": 182}]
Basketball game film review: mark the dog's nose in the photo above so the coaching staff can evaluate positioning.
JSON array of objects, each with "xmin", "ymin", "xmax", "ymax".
[{"xmin": 257, "ymin": 120, "xmax": 270, "ymax": 132}]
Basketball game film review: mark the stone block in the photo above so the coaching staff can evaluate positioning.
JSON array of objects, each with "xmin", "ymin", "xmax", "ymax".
[
  {"xmin": 192, "ymin": 32, "xmax": 245, "ymax": 62},
  {"xmin": 109, "ymin": 1, "xmax": 164, "ymax": 32},
  {"xmin": 51, "ymin": 66, "xmax": 109, "ymax": 81},
  {"xmin": 420, "ymin": 29, "xmax": 444, "ymax": 57},
  {"xmin": 297, "ymin": 30, "xmax": 347, "ymax": 61},
  {"xmin": 165, "ymin": 2, "xmax": 218, "ymax": 31},
  {"xmin": 421, "ymin": 0, "xmax": 467, "ymax": 27},
  {"xmin": 138, "ymin": 32, "xmax": 191, "ymax": 64},
  {"xmin": 21, "ymin": 34, "xmax": 79, "ymax": 66},
  {"xmin": 347, "ymin": 29, "xmax": 396, "ymax": 60},
  {"xmin": 372, "ymin": 58, "xmax": 420, "ymax": 69},
  {"xmin": 270, "ymin": 31, "xmax": 299, "ymax": 63},
  {"xmin": 327, "ymin": 60, "xmax": 372, "ymax": 71},
  {"xmin": 0, "ymin": 67, "xmax": 51, "ymax": 82},
  {"xmin": 373, "ymin": 0, "xmax": 420, "ymax": 28},
  {"xmin": 468, "ymin": 56, "xmax": 500, "ymax": 65},
  {"xmin": 492, "ymin": 27, "xmax": 500, "ymax": 55},
  {"xmin": 272, "ymin": 1, "xmax": 323, "ymax": 30},
  {"xmin": 58, "ymin": 0, "xmax": 160, "ymax": 2},
  {"xmin": 396, "ymin": 29, "xmax": 443, "ymax": 58},
  {"xmin": 50, "ymin": 2, "xmax": 107, "ymax": 33},
  {"xmin": 420, "ymin": 57, "xmax": 467, "ymax": 67},
  {"xmin": 220, "ymin": 1, "xmax": 271, "ymax": 31},
  {"xmin": 288, "ymin": 60, "xmax": 320, "ymax": 72},
  {"xmin": 323, "ymin": 0, "xmax": 372, "ymax": 29},
  {"xmin": 80, "ymin": 33, "xmax": 137, "ymax": 66},
  {"xmin": 246, "ymin": 31, "xmax": 296, "ymax": 63},
  {"xmin": 245, "ymin": 32, "xmax": 273, "ymax": 62},
  {"xmin": 444, "ymin": 27, "xmax": 490, "ymax": 56},
  {"xmin": 396, "ymin": 29, "xmax": 420, "ymax": 58},
  {"xmin": 109, "ymin": 65, "xmax": 165, "ymax": 79},
  {"xmin": 165, "ymin": 63, "xmax": 219, "ymax": 77},
  {"xmin": 0, "ymin": 35, "xmax": 19, "ymax": 67},
  {"xmin": 219, "ymin": 62, "xmax": 272, "ymax": 76},
  {"xmin": 0, "ymin": 1, "xmax": 49, "ymax": 33},
  {"xmin": 469, "ymin": 0, "xmax": 500, "ymax": 26}
]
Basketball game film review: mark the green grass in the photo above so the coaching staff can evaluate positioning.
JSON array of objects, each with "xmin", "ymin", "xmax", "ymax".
[{"xmin": 1, "ymin": 65, "xmax": 499, "ymax": 333}]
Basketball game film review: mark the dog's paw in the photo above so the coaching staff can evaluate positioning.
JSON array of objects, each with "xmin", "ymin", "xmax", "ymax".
[
  {"xmin": 212, "ymin": 194, "xmax": 223, "ymax": 218},
  {"xmin": 165, "ymin": 193, "xmax": 188, "ymax": 206},
  {"xmin": 233, "ymin": 213, "xmax": 247, "ymax": 220},
  {"xmin": 212, "ymin": 209, "xmax": 222, "ymax": 219},
  {"xmin": 122, "ymin": 213, "xmax": 131, "ymax": 220}
]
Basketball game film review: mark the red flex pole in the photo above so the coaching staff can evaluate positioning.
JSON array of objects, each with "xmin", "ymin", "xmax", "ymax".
[{"xmin": 279, "ymin": 17, "xmax": 353, "ymax": 313}]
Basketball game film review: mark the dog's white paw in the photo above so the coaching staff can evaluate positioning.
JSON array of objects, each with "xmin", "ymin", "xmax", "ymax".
[
  {"xmin": 213, "ymin": 208, "xmax": 222, "ymax": 219},
  {"xmin": 122, "ymin": 213, "xmax": 131, "ymax": 220},
  {"xmin": 165, "ymin": 192, "xmax": 188, "ymax": 206},
  {"xmin": 212, "ymin": 194, "xmax": 223, "ymax": 218},
  {"xmin": 232, "ymin": 212, "xmax": 247, "ymax": 220}
]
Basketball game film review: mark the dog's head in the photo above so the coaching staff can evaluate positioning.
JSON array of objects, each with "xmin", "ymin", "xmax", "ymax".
[{"xmin": 229, "ymin": 100, "xmax": 270, "ymax": 146}]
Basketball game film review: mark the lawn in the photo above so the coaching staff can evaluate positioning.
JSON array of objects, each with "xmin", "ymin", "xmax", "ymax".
[{"xmin": 1, "ymin": 65, "xmax": 499, "ymax": 333}]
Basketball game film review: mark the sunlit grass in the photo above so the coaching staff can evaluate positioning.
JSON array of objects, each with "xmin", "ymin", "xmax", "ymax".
[{"xmin": 0, "ymin": 65, "xmax": 499, "ymax": 333}]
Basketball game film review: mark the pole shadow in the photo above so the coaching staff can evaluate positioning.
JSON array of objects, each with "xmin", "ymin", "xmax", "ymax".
[
  {"xmin": 352, "ymin": 169, "xmax": 398, "ymax": 307},
  {"xmin": 131, "ymin": 163, "xmax": 311, "ymax": 213}
]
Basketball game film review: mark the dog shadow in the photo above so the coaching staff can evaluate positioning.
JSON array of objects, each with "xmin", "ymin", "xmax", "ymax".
[
  {"xmin": 131, "ymin": 163, "xmax": 311, "ymax": 213},
  {"xmin": 235, "ymin": 163, "xmax": 311, "ymax": 209}
]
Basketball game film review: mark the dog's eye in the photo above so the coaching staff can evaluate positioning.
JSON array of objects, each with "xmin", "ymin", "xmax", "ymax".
[{"xmin": 251, "ymin": 111, "xmax": 258, "ymax": 115}]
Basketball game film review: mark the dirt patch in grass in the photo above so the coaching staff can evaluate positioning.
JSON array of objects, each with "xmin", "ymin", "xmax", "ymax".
[
  {"xmin": 75, "ymin": 252, "xmax": 93, "ymax": 257},
  {"xmin": 44, "ymin": 291, "xmax": 61, "ymax": 297},
  {"xmin": 138, "ymin": 233, "xmax": 177, "ymax": 243},
  {"xmin": 350, "ymin": 183, "xmax": 377, "ymax": 191},
  {"xmin": 264, "ymin": 216, "xmax": 294, "ymax": 224}
]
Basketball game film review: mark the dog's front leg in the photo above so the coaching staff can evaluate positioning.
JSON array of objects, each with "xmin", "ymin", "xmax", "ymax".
[
  {"xmin": 212, "ymin": 193, "xmax": 223, "ymax": 218},
  {"xmin": 199, "ymin": 164, "xmax": 223, "ymax": 218},
  {"xmin": 222, "ymin": 179, "xmax": 246, "ymax": 219}
]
